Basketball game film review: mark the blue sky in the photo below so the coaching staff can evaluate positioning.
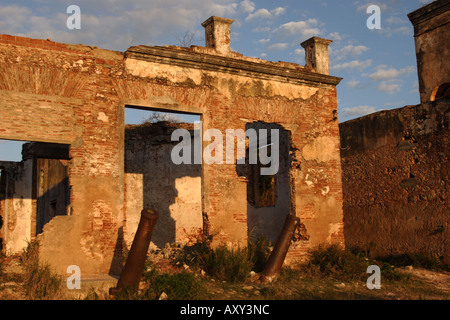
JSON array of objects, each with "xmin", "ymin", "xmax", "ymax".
[{"xmin": 0, "ymin": 0, "xmax": 435, "ymax": 160}]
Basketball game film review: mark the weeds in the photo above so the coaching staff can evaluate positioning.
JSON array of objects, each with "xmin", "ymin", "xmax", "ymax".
[
  {"xmin": 201, "ymin": 245, "xmax": 253, "ymax": 283},
  {"xmin": 303, "ymin": 244, "xmax": 369, "ymax": 282},
  {"xmin": 20, "ymin": 240, "xmax": 64, "ymax": 300},
  {"xmin": 247, "ymin": 234, "xmax": 271, "ymax": 273},
  {"xmin": 376, "ymin": 253, "xmax": 450, "ymax": 272},
  {"xmin": 174, "ymin": 235, "xmax": 271, "ymax": 283},
  {"xmin": 143, "ymin": 271, "xmax": 206, "ymax": 300},
  {"xmin": 113, "ymin": 259, "xmax": 206, "ymax": 300}
]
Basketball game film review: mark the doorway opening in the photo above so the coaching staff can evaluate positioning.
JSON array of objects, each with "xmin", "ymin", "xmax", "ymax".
[
  {"xmin": 240, "ymin": 122, "xmax": 292, "ymax": 244},
  {"xmin": 0, "ymin": 139, "xmax": 70, "ymax": 253},
  {"xmin": 124, "ymin": 106, "xmax": 202, "ymax": 250}
]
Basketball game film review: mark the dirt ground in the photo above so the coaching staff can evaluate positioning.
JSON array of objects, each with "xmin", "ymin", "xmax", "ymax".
[{"xmin": 1, "ymin": 253, "xmax": 449, "ymax": 301}]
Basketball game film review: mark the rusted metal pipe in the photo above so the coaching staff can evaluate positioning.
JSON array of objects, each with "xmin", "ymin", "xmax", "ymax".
[
  {"xmin": 259, "ymin": 214, "xmax": 300, "ymax": 283},
  {"xmin": 110, "ymin": 208, "xmax": 158, "ymax": 295}
]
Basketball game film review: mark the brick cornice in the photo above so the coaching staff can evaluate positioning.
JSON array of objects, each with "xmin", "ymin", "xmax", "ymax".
[{"xmin": 125, "ymin": 45, "xmax": 342, "ymax": 87}]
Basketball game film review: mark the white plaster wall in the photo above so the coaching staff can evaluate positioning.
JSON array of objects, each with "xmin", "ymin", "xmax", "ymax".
[{"xmin": 2, "ymin": 159, "xmax": 33, "ymax": 254}]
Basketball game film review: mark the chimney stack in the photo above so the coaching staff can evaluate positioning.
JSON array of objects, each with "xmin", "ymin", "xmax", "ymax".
[
  {"xmin": 301, "ymin": 37, "xmax": 333, "ymax": 75},
  {"xmin": 202, "ymin": 16, "xmax": 234, "ymax": 55}
]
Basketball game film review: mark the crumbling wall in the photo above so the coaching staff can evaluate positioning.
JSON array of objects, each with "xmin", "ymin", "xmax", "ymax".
[
  {"xmin": 121, "ymin": 40, "xmax": 344, "ymax": 264},
  {"xmin": 0, "ymin": 35, "xmax": 125, "ymax": 274},
  {"xmin": 0, "ymin": 19, "xmax": 344, "ymax": 273},
  {"xmin": 340, "ymin": 99, "xmax": 450, "ymax": 263}
]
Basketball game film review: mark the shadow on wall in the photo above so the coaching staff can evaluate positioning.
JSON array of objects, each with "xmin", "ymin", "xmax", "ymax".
[
  {"xmin": 236, "ymin": 122, "xmax": 292, "ymax": 244},
  {"xmin": 124, "ymin": 121, "xmax": 202, "ymax": 250}
]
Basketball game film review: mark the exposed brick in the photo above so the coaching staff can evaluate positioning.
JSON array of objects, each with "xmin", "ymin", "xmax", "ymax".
[{"xmin": 1, "ymin": 34, "xmax": 15, "ymax": 41}]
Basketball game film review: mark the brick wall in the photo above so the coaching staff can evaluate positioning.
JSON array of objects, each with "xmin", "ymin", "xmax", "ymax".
[{"xmin": 0, "ymin": 32, "xmax": 344, "ymax": 273}]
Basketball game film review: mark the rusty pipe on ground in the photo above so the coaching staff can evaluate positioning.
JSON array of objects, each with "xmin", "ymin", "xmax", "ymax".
[
  {"xmin": 259, "ymin": 214, "xmax": 300, "ymax": 283},
  {"xmin": 110, "ymin": 208, "xmax": 158, "ymax": 295}
]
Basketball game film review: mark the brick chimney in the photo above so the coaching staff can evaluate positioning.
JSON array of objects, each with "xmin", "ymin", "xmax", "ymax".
[
  {"xmin": 202, "ymin": 16, "xmax": 234, "ymax": 55},
  {"xmin": 300, "ymin": 37, "xmax": 333, "ymax": 75}
]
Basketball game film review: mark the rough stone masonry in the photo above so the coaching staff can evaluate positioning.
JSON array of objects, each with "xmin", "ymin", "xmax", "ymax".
[{"xmin": 0, "ymin": 16, "xmax": 344, "ymax": 275}]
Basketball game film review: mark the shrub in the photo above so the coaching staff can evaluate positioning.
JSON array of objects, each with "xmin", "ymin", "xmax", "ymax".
[
  {"xmin": 174, "ymin": 237, "xmax": 259, "ymax": 283},
  {"xmin": 304, "ymin": 244, "xmax": 369, "ymax": 281},
  {"xmin": 247, "ymin": 234, "xmax": 271, "ymax": 273},
  {"xmin": 379, "ymin": 262, "xmax": 409, "ymax": 282},
  {"xmin": 200, "ymin": 244, "xmax": 253, "ymax": 283},
  {"xmin": 143, "ymin": 271, "xmax": 205, "ymax": 300}
]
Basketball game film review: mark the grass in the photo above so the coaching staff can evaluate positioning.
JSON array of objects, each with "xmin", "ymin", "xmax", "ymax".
[
  {"xmin": 113, "ymin": 259, "xmax": 207, "ymax": 300},
  {"xmin": 1, "ymin": 238, "xmax": 448, "ymax": 300},
  {"xmin": 110, "ymin": 240, "xmax": 449, "ymax": 300},
  {"xmin": 376, "ymin": 253, "xmax": 450, "ymax": 272},
  {"xmin": 112, "ymin": 235, "xmax": 272, "ymax": 300},
  {"xmin": 20, "ymin": 240, "xmax": 65, "ymax": 300}
]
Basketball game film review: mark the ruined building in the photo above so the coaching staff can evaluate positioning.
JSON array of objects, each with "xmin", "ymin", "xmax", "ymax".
[
  {"xmin": 0, "ymin": 16, "xmax": 344, "ymax": 275},
  {"xmin": 340, "ymin": 0, "xmax": 449, "ymax": 263}
]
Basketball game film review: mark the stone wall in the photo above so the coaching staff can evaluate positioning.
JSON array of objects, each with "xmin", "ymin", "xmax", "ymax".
[{"xmin": 339, "ymin": 98, "xmax": 449, "ymax": 263}]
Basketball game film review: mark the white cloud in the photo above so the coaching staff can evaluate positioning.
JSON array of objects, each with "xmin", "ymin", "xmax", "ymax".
[
  {"xmin": 340, "ymin": 45, "xmax": 369, "ymax": 56},
  {"xmin": 380, "ymin": 25, "xmax": 412, "ymax": 37},
  {"xmin": 239, "ymin": 0, "xmax": 255, "ymax": 13},
  {"xmin": 252, "ymin": 26, "xmax": 271, "ymax": 33},
  {"xmin": 271, "ymin": 7, "xmax": 286, "ymax": 17},
  {"xmin": 328, "ymin": 32, "xmax": 344, "ymax": 41},
  {"xmin": 332, "ymin": 59, "xmax": 372, "ymax": 71},
  {"xmin": 276, "ymin": 19, "xmax": 323, "ymax": 40},
  {"xmin": 294, "ymin": 48, "xmax": 305, "ymax": 56},
  {"xmin": 0, "ymin": 1, "xmax": 241, "ymax": 51},
  {"xmin": 347, "ymin": 80, "xmax": 362, "ymax": 88},
  {"xmin": 245, "ymin": 8, "xmax": 272, "ymax": 21},
  {"xmin": 258, "ymin": 38, "xmax": 271, "ymax": 44},
  {"xmin": 356, "ymin": 2, "xmax": 388, "ymax": 13},
  {"xmin": 377, "ymin": 80, "xmax": 402, "ymax": 94},
  {"xmin": 277, "ymin": 19, "xmax": 319, "ymax": 35},
  {"xmin": 244, "ymin": 4, "xmax": 285, "ymax": 21},
  {"xmin": 385, "ymin": 16, "xmax": 407, "ymax": 25},
  {"xmin": 267, "ymin": 42, "xmax": 289, "ymax": 51},
  {"xmin": 341, "ymin": 106, "xmax": 376, "ymax": 118},
  {"xmin": 332, "ymin": 44, "xmax": 369, "ymax": 62},
  {"xmin": 367, "ymin": 65, "xmax": 415, "ymax": 81}
]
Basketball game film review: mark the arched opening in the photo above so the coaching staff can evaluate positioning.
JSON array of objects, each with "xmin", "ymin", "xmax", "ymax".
[{"xmin": 430, "ymin": 83, "xmax": 450, "ymax": 101}]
